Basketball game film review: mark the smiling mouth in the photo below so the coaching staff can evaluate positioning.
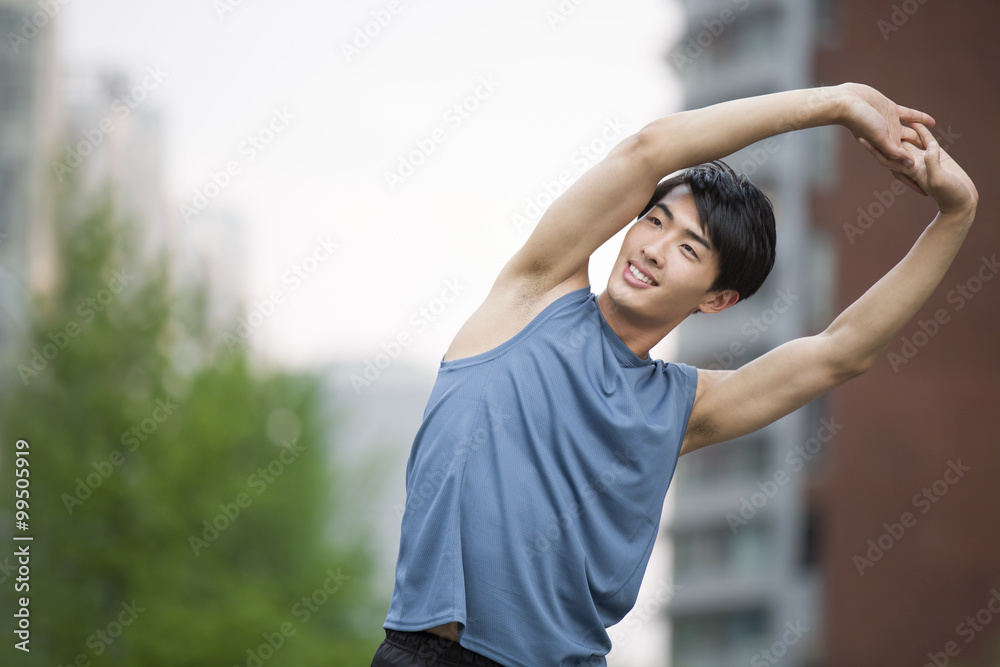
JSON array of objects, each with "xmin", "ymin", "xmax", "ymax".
[{"xmin": 625, "ymin": 261, "xmax": 657, "ymax": 287}]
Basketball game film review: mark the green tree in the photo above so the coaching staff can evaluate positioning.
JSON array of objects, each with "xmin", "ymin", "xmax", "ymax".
[{"xmin": 0, "ymin": 173, "xmax": 383, "ymax": 665}]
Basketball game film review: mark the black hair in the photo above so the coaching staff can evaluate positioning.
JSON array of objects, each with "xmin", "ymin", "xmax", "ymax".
[{"xmin": 638, "ymin": 161, "xmax": 776, "ymax": 301}]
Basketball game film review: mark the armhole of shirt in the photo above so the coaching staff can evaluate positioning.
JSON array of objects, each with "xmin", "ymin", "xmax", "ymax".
[
  {"xmin": 670, "ymin": 361, "xmax": 700, "ymax": 436},
  {"xmin": 439, "ymin": 286, "xmax": 592, "ymax": 371}
]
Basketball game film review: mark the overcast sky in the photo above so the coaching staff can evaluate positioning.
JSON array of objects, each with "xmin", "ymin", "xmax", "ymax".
[{"xmin": 59, "ymin": 0, "xmax": 685, "ymax": 382}]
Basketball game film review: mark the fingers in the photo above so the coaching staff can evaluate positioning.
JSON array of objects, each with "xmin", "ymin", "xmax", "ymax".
[
  {"xmin": 922, "ymin": 137, "xmax": 943, "ymax": 183},
  {"xmin": 897, "ymin": 104, "xmax": 936, "ymax": 127},
  {"xmin": 900, "ymin": 122, "xmax": 925, "ymax": 149},
  {"xmin": 892, "ymin": 170, "xmax": 928, "ymax": 196},
  {"xmin": 910, "ymin": 122, "xmax": 943, "ymax": 182},
  {"xmin": 860, "ymin": 132, "xmax": 912, "ymax": 168},
  {"xmin": 858, "ymin": 137, "xmax": 898, "ymax": 170},
  {"xmin": 859, "ymin": 135, "xmax": 928, "ymax": 195},
  {"xmin": 912, "ymin": 122, "xmax": 938, "ymax": 151}
]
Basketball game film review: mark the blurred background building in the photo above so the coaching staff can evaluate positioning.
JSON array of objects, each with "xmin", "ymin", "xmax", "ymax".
[
  {"xmin": 664, "ymin": 1, "xmax": 832, "ymax": 665},
  {"xmin": 57, "ymin": 61, "xmax": 246, "ymax": 334},
  {"xmin": 664, "ymin": 1, "xmax": 1000, "ymax": 666},
  {"xmin": 60, "ymin": 64, "xmax": 171, "ymax": 252},
  {"xmin": 0, "ymin": 0, "xmax": 244, "ymax": 353},
  {"xmin": 0, "ymin": 0, "xmax": 59, "ymax": 348},
  {"xmin": 815, "ymin": 2, "xmax": 1000, "ymax": 666}
]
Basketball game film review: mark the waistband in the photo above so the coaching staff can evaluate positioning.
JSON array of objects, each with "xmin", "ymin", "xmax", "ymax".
[{"xmin": 383, "ymin": 629, "xmax": 504, "ymax": 667}]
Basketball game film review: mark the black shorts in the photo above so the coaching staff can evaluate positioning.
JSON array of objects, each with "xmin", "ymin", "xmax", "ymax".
[{"xmin": 370, "ymin": 629, "xmax": 505, "ymax": 667}]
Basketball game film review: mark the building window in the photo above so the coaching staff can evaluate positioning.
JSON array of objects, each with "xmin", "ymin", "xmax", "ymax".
[
  {"xmin": 675, "ymin": 431, "xmax": 769, "ymax": 490},
  {"xmin": 674, "ymin": 521, "xmax": 768, "ymax": 583},
  {"xmin": 673, "ymin": 607, "xmax": 768, "ymax": 664}
]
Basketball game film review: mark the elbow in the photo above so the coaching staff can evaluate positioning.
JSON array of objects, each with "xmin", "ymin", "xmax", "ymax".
[
  {"xmin": 827, "ymin": 356, "xmax": 870, "ymax": 387},
  {"xmin": 841, "ymin": 354, "xmax": 876, "ymax": 380},
  {"xmin": 626, "ymin": 127, "xmax": 659, "ymax": 169},
  {"xmin": 633, "ymin": 116, "xmax": 685, "ymax": 169},
  {"xmin": 819, "ymin": 331, "xmax": 876, "ymax": 383}
]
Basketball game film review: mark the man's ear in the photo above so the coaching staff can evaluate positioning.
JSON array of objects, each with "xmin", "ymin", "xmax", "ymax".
[{"xmin": 697, "ymin": 289, "xmax": 740, "ymax": 314}]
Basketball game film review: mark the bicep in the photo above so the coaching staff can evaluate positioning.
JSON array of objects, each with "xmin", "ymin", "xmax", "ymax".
[{"xmin": 680, "ymin": 334, "xmax": 853, "ymax": 455}]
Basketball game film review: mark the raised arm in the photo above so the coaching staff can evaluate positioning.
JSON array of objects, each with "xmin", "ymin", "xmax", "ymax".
[
  {"xmin": 682, "ymin": 122, "xmax": 978, "ymax": 455},
  {"xmin": 499, "ymin": 83, "xmax": 932, "ymax": 294},
  {"xmin": 444, "ymin": 84, "xmax": 932, "ymax": 363}
]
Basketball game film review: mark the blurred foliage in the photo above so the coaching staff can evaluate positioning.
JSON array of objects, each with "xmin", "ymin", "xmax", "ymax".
[{"xmin": 0, "ymin": 173, "xmax": 383, "ymax": 665}]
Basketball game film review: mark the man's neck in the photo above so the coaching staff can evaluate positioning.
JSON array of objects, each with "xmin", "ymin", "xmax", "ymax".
[{"xmin": 596, "ymin": 290, "xmax": 685, "ymax": 360}]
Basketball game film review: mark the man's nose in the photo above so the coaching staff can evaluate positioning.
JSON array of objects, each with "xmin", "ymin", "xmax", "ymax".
[{"xmin": 642, "ymin": 241, "xmax": 665, "ymax": 268}]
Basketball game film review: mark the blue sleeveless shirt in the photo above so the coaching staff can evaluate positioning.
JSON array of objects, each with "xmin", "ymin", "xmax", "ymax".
[{"xmin": 384, "ymin": 286, "xmax": 698, "ymax": 666}]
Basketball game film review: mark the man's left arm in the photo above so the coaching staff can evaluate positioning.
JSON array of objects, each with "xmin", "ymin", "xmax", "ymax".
[{"xmin": 681, "ymin": 123, "xmax": 978, "ymax": 455}]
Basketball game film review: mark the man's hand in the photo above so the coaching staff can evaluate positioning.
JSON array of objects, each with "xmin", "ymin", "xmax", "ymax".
[
  {"xmin": 862, "ymin": 122, "xmax": 978, "ymax": 217},
  {"xmin": 837, "ymin": 82, "xmax": 935, "ymax": 181}
]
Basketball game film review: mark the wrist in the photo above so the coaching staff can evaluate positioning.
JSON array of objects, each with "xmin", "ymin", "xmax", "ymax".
[
  {"xmin": 778, "ymin": 86, "xmax": 846, "ymax": 134},
  {"xmin": 939, "ymin": 203, "xmax": 977, "ymax": 224},
  {"xmin": 826, "ymin": 83, "xmax": 857, "ymax": 126},
  {"xmin": 936, "ymin": 180, "xmax": 979, "ymax": 221}
]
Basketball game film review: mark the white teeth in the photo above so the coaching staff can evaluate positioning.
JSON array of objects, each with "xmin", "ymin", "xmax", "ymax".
[{"xmin": 629, "ymin": 263, "xmax": 653, "ymax": 285}]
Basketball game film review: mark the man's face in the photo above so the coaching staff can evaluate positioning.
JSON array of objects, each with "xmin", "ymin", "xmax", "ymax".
[{"xmin": 606, "ymin": 184, "xmax": 735, "ymax": 326}]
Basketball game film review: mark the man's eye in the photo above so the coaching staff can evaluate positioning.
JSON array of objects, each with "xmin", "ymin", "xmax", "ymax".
[
  {"xmin": 682, "ymin": 244, "xmax": 697, "ymax": 257},
  {"xmin": 649, "ymin": 217, "xmax": 662, "ymax": 227}
]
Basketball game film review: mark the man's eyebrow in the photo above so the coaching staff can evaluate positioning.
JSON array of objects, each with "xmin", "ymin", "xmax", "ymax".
[{"xmin": 651, "ymin": 202, "xmax": 712, "ymax": 251}]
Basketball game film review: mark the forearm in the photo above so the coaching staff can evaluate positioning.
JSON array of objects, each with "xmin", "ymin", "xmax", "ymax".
[
  {"xmin": 636, "ymin": 86, "xmax": 846, "ymax": 176},
  {"xmin": 684, "ymin": 207, "xmax": 974, "ymax": 453},
  {"xmin": 824, "ymin": 209, "xmax": 975, "ymax": 373}
]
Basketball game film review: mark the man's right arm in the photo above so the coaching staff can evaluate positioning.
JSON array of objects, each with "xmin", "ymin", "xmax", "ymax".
[{"xmin": 443, "ymin": 84, "xmax": 932, "ymax": 360}]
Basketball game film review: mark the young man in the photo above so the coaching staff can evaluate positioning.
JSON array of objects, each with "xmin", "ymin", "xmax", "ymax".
[{"xmin": 371, "ymin": 83, "xmax": 978, "ymax": 666}]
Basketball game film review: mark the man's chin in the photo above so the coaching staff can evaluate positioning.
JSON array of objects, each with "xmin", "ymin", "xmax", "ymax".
[{"xmin": 606, "ymin": 282, "xmax": 653, "ymax": 316}]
